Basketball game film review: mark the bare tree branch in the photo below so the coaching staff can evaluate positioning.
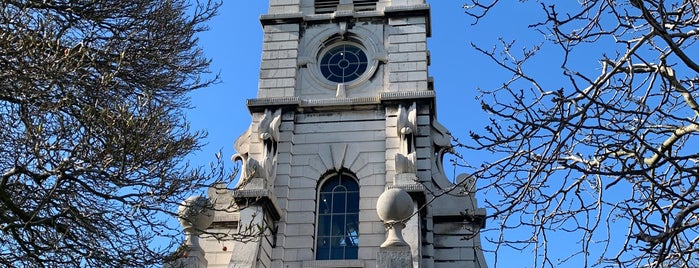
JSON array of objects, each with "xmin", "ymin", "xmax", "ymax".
[
  {"xmin": 0, "ymin": 1, "xmax": 226, "ymax": 267},
  {"xmin": 461, "ymin": 0, "xmax": 699, "ymax": 267}
]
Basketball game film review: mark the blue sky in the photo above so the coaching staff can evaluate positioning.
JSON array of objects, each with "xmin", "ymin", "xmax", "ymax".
[{"xmin": 188, "ymin": 1, "xmax": 560, "ymax": 267}]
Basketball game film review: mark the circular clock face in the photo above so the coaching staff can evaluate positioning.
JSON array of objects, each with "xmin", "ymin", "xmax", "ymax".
[{"xmin": 319, "ymin": 44, "xmax": 368, "ymax": 83}]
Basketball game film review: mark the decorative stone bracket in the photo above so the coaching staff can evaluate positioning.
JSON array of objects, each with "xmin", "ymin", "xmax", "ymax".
[
  {"xmin": 395, "ymin": 102, "xmax": 418, "ymax": 178},
  {"xmin": 233, "ymin": 108, "xmax": 282, "ymax": 190}
]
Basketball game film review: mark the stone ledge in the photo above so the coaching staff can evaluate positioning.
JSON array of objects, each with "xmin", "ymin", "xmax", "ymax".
[
  {"xmin": 380, "ymin": 91, "xmax": 435, "ymax": 101},
  {"xmin": 232, "ymin": 189, "xmax": 282, "ymax": 221},
  {"xmin": 433, "ymin": 208, "xmax": 487, "ymax": 229},
  {"xmin": 303, "ymin": 97, "xmax": 381, "ymax": 107},
  {"xmin": 246, "ymin": 91, "xmax": 436, "ymax": 111},
  {"xmin": 388, "ymin": 183, "xmax": 425, "ymax": 193},
  {"xmin": 247, "ymin": 97, "xmax": 301, "ymax": 111},
  {"xmin": 260, "ymin": 12, "xmax": 304, "ymax": 25},
  {"xmin": 384, "ymin": 4, "xmax": 430, "ymax": 16},
  {"xmin": 262, "ymin": 9, "xmax": 416, "ymax": 26}
]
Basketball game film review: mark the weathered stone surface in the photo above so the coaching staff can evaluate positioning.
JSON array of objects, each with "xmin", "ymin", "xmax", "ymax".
[{"xmin": 377, "ymin": 246, "xmax": 413, "ymax": 268}]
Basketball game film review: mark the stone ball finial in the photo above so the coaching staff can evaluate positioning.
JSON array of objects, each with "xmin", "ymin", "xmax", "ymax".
[
  {"xmin": 376, "ymin": 188, "xmax": 413, "ymax": 224},
  {"xmin": 376, "ymin": 188, "xmax": 414, "ymax": 248},
  {"xmin": 177, "ymin": 196, "xmax": 214, "ymax": 235}
]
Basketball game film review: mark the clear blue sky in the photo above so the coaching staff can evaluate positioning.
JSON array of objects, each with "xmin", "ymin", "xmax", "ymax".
[{"xmin": 188, "ymin": 1, "xmax": 565, "ymax": 267}]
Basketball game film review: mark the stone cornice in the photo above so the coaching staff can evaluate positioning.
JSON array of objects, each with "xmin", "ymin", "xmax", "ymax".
[
  {"xmin": 259, "ymin": 12, "xmax": 304, "ymax": 25},
  {"xmin": 384, "ymin": 4, "xmax": 432, "ymax": 37},
  {"xmin": 388, "ymin": 183, "xmax": 426, "ymax": 193},
  {"xmin": 246, "ymin": 91, "xmax": 437, "ymax": 112},
  {"xmin": 260, "ymin": 4, "xmax": 431, "ymax": 30},
  {"xmin": 247, "ymin": 96, "xmax": 301, "ymax": 108},
  {"xmin": 232, "ymin": 189, "xmax": 282, "ymax": 221},
  {"xmin": 380, "ymin": 90, "xmax": 435, "ymax": 101}
]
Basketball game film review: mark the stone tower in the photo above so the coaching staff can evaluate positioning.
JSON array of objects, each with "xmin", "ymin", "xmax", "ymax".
[{"xmin": 196, "ymin": 1, "xmax": 488, "ymax": 267}]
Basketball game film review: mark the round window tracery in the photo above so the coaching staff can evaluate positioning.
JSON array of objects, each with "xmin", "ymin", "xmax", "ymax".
[{"xmin": 319, "ymin": 43, "xmax": 368, "ymax": 83}]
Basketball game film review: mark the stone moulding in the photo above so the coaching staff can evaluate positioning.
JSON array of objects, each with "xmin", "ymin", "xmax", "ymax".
[
  {"xmin": 380, "ymin": 91, "xmax": 435, "ymax": 100},
  {"xmin": 387, "ymin": 183, "xmax": 425, "ymax": 193},
  {"xmin": 259, "ymin": 4, "xmax": 430, "ymax": 27},
  {"xmin": 245, "ymin": 91, "xmax": 436, "ymax": 111},
  {"xmin": 232, "ymin": 188, "xmax": 281, "ymax": 221},
  {"xmin": 259, "ymin": 12, "xmax": 304, "ymax": 25},
  {"xmin": 247, "ymin": 96, "xmax": 301, "ymax": 108}
]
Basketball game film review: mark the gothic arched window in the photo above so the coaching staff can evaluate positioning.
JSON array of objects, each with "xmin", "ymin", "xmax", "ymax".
[{"xmin": 316, "ymin": 173, "xmax": 359, "ymax": 260}]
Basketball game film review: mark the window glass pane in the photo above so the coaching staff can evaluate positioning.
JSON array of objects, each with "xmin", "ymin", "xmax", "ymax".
[
  {"xmin": 332, "ymin": 192, "xmax": 347, "ymax": 212},
  {"xmin": 316, "ymin": 174, "xmax": 359, "ymax": 260},
  {"xmin": 317, "ymin": 214, "xmax": 331, "ymax": 236},
  {"xmin": 346, "ymin": 214, "xmax": 358, "ymax": 233},
  {"xmin": 344, "ymin": 246, "xmax": 358, "ymax": 259},
  {"xmin": 331, "ymin": 214, "xmax": 346, "ymax": 236},
  {"xmin": 330, "ymin": 246, "xmax": 344, "ymax": 259},
  {"xmin": 347, "ymin": 235, "xmax": 359, "ymax": 247},
  {"xmin": 341, "ymin": 176, "xmax": 359, "ymax": 191},
  {"xmin": 345, "ymin": 52, "xmax": 359, "ymax": 63},
  {"xmin": 321, "ymin": 178, "xmax": 339, "ymax": 192},
  {"xmin": 316, "ymin": 246, "xmax": 330, "ymax": 260},
  {"xmin": 319, "ymin": 193, "xmax": 331, "ymax": 214},
  {"xmin": 329, "ymin": 65, "xmax": 343, "ymax": 80},
  {"xmin": 357, "ymin": 50, "xmax": 368, "ymax": 63},
  {"xmin": 319, "ymin": 44, "xmax": 368, "ymax": 83},
  {"xmin": 346, "ymin": 193, "xmax": 359, "ymax": 213}
]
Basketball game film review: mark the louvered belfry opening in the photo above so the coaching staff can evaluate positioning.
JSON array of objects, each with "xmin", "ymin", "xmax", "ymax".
[
  {"xmin": 315, "ymin": 0, "xmax": 379, "ymax": 14},
  {"xmin": 315, "ymin": 0, "xmax": 339, "ymax": 14},
  {"xmin": 353, "ymin": 0, "xmax": 378, "ymax": 12}
]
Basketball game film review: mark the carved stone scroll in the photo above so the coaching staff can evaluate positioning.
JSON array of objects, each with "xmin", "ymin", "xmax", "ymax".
[
  {"xmin": 232, "ymin": 108, "xmax": 282, "ymax": 190},
  {"xmin": 395, "ymin": 103, "xmax": 417, "ymax": 175},
  {"xmin": 257, "ymin": 108, "xmax": 282, "ymax": 189}
]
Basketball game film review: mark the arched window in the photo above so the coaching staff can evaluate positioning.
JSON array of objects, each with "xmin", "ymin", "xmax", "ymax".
[{"xmin": 316, "ymin": 172, "xmax": 359, "ymax": 260}]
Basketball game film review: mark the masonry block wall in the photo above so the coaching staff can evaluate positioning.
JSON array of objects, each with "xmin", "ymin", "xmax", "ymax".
[
  {"xmin": 265, "ymin": 108, "xmax": 388, "ymax": 267},
  {"xmin": 386, "ymin": 16, "xmax": 429, "ymax": 92},
  {"xmin": 258, "ymin": 23, "xmax": 299, "ymax": 98}
]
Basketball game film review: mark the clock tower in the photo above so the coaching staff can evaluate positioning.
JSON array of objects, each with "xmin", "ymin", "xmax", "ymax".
[{"xmin": 195, "ymin": 1, "xmax": 488, "ymax": 267}]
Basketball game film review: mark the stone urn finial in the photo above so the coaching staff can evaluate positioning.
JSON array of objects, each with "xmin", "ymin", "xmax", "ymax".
[
  {"xmin": 178, "ymin": 196, "xmax": 214, "ymax": 246},
  {"xmin": 376, "ymin": 188, "xmax": 414, "ymax": 247},
  {"xmin": 164, "ymin": 196, "xmax": 213, "ymax": 268}
]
